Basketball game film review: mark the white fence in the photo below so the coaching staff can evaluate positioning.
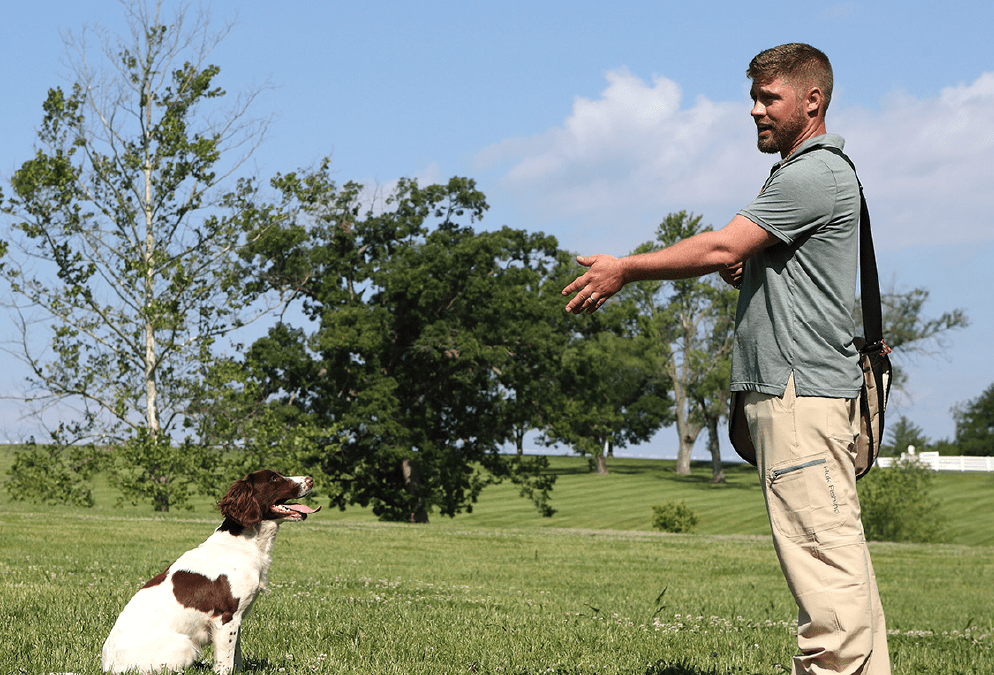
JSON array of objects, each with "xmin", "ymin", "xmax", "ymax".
[{"xmin": 876, "ymin": 450, "xmax": 994, "ymax": 472}]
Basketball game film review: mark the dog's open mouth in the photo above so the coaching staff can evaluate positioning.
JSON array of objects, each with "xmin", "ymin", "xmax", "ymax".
[{"xmin": 271, "ymin": 501, "xmax": 321, "ymax": 521}]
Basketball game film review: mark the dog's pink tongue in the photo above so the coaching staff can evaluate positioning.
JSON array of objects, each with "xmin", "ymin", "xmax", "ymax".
[{"xmin": 286, "ymin": 504, "xmax": 319, "ymax": 514}]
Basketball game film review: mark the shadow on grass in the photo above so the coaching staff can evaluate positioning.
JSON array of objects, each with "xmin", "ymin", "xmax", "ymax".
[
  {"xmin": 603, "ymin": 460, "xmax": 674, "ymax": 475},
  {"xmin": 188, "ymin": 656, "xmax": 295, "ymax": 673},
  {"xmin": 544, "ymin": 456, "xmax": 761, "ymax": 492},
  {"xmin": 544, "ymin": 457, "xmax": 757, "ymax": 475},
  {"xmin": 238, "ymin": 657, "xmax": 289, "ymax": 672},
  {"xmin": 499, "ymin": 660, "xmax": 725, "ymax": 675},
  {"xmin": 645, "ymin": 659, "xmax": 723, "ymax": 675},
  {"xmin": 224, "ymin": 657, "xmax": 726, "ymax": 675},
  {"xmin": 667, "ymin": 470, "xmax": 759, "ymax": 491},
  {"xmin": 544, "ymin": 463, "xmax": 596, "ymax": 477}
]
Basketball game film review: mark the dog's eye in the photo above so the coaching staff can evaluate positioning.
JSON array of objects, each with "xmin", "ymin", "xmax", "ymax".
[{"xmin": 270, "ymin": 474, "xmax": 280, "ymax": 482}]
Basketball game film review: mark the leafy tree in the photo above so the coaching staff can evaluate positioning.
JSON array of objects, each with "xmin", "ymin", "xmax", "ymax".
[
  {"xmin": 180, "ymin": 351, "xmax": 340, "ymax": 503},
  {"xmin": 857, "ymin": 284, "xmax": 969, "ymax": 394},
  {"xmin": 498, "ymin": 250, "xmax": 578, "ymax": 457},
  {"xmin": 2, "ymin": 439, "xmax": 101, "ymax": 507},
  {"xmin": 234, "ymin": 168, "xmax": 560, "ymax": 521},
  {"xmin": 627, "ymin": 212, "xmax": 737, "ymax": 480},
  {"xmin": 952, "ymin": 382, "xmax": 994, "ymax": 456},
  {"xmin": 858, "ymin": 456, "xmax": 946, "ymax": 543},
  {"xmin": 542, "ymin": 318, "xmax": 671, "ymax": 475},
  {"xmin": 880, "ymin": 415, "xmax": 931, "ymax": 457},
  {"xmin": 0, "ymin": 1, "xmax": 275, "ymax": 510},
  {"xmin": 879, "ymin": 285, "xmax": 969, "ymax": 355}
]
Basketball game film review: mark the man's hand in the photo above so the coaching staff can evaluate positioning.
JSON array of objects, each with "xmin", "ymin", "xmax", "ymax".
[
  {"xmin": 719, "ymin": 261, "xmax": 744, "ymax": 288},
  {"xmin": 562, "ymin": 254, "xmax": 626, "ymax": 314}
]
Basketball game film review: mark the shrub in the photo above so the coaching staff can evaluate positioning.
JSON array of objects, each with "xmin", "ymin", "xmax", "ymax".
[
  {"xmin": 652, "ymin": 500, "xmax": 699, "ymax": 533},
  {"xmin": 858, "ymin": 457, "xmax": 946, "ymax": 543}
]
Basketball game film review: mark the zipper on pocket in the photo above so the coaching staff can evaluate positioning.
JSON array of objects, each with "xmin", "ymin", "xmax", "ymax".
[{"xmin": 771, "ymin": 458, "xmax": 827, "ymax": 479}]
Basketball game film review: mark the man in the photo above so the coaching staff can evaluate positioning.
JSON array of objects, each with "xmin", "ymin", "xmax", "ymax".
[{"xmin": 562, "ymin": 44, "xmax": 890, "ymax": 674}]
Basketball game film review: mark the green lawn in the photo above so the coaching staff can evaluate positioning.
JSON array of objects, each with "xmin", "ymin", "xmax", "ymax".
[
  {"xmin": 387, "ymin": 455, "xmax": 993, "ymax": 548},
  {"xmin": 1, "ymin": 449, "xmax": 992, "ymax": 673},
  {"xmin": 2, "ymin": 450, "xmax": 992, "ymax": 545},
  {"xmin": 1, "ymin": 510, "xmax": 991, "ymax": 674}
]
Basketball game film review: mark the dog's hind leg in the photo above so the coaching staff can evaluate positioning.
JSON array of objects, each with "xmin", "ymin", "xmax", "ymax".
[{"xmin": 102, "ymin": 633, "xmax": 200, "ymax": 674}]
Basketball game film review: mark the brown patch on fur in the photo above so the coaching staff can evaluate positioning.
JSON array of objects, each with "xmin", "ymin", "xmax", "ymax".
[
  {"xmin": 171, "ymin": 570, "xmax": 240, "ymax": 624},
  {"xmin": 141, "ymin": 566, "xmax": 171, "ymax": 589}
]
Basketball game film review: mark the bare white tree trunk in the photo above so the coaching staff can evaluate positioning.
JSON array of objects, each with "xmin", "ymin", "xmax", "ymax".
[{"xmin": 143, "ymin": 72, "xmax": 160, "ymax": 434}]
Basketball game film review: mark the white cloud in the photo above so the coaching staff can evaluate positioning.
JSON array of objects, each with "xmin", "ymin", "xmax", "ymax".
[
  {"xmin": 477, "ymin": 68, "xmax": 773, "ymax": 253},
  {"xmin": 836, "ymin": 72, "xmax": 994, "ymax": 247},
  {"xmin": 478, "ymin": 69, "xmax": 994, "ymax": 253}
]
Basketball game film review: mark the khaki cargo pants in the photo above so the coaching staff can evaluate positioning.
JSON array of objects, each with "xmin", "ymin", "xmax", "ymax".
[{"xmin": 744, "ymin": 373, "xmax": 890, "ymax": 675}]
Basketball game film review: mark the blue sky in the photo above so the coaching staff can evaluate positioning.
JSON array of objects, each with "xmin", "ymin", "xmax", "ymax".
[{"xmin": 1, "ymin": 1, "xmax": 991, "ymax": 459}]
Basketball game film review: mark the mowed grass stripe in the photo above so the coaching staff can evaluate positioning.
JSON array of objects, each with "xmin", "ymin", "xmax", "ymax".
[
  {"xmin": 437, "ymin": 459, "xmax": 770, "ymax": 536},
  {"xmin": 927, "ymin": 470, "xmax": 994, "ymax": 546}
]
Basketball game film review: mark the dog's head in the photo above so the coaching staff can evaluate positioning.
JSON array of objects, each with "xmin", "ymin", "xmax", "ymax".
[{"xmin": 217, "ymin": 470, "xmax": 321, "ymax": 528}]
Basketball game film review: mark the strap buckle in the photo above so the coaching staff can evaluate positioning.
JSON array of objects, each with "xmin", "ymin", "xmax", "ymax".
[{"xmin": 861, "ymin": 340, "xmax": 891, "ymax": 356}]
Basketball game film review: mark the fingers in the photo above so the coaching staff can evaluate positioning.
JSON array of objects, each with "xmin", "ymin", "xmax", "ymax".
[
  {"xmin": 564, "ymin": 286, "xmax": 612, "ymax": 314},
  {"xmin": 561, "ymin": 254, "xmax": 618, "ymax": 314},
  {"xmin": 718, "ymin": 268, "xmax": 737, "ymax": 285},
  {"xmin": 562, "ymin": 272, "xmax": 591, "ymax": 314},
  {"xmin": 563, "ymin": 286, "xmax": 587, "ymax": 314},
  {"xmin": 583, "ymin": 290, "xmax": 610, "ymax": 314},
  {"xmin": 561, "ymin": 256, "xmax": 596, "ymax": 294},
  {"xmin": 561, "ymin": 273, "xmax": 587, "ymax": 299},
  {"xmin": 719, "ymin": 262, "xmax": 744, "ymax": 288}
]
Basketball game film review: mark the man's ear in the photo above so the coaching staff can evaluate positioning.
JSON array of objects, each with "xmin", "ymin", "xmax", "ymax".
[{"xmin": 805, "ymin": 86, "xmax": 825, "ymax": 118}]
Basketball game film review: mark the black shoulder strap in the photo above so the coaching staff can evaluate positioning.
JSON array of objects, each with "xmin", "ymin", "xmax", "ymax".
[{"xmin": 808, "ymin": 146, "xmax": 886, "ymax": 352}]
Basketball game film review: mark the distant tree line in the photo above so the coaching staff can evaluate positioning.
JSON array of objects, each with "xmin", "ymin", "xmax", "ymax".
[
  {"xmin": 0, "ymin": 1, "xmax": 979, "ymax": 520},
  {"xmin": 882, "ymin": 383, "xmax": 994, "ymax": 458}
]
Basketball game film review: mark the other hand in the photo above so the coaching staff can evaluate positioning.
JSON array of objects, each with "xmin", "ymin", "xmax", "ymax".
[{"xmin": 719, "ymin": 262, "xmax": 744, "ymax": 289}]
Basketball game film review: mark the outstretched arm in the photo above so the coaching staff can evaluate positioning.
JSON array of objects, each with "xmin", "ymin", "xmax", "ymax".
[{"xmin": 562, "ymin": 215, "xmax": 777, "ymax": 314}]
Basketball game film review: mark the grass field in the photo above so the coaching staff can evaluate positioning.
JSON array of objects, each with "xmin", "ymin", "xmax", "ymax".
[
  {"xmin": 1, "ymin": 450, "xmax": 992, "ymax": 673},
  {"xmin": 329, "ymin": 456, "xmax": 994, "ymax": 548}
]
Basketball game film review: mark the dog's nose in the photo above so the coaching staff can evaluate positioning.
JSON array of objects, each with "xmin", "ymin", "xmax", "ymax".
[{"xmin": 303, "ymin": 476, "xmax": 313, "ymax": 490}]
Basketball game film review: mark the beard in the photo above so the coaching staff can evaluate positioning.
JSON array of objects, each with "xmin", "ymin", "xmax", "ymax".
[{"xmin": 756, "ymin": 106, "xmax": 808, "ymax": 155}]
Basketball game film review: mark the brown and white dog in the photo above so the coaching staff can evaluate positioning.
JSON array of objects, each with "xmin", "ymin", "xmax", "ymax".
[{"xmin": 101, "ymin": 470, "xmax": 320, "ymax": 674}]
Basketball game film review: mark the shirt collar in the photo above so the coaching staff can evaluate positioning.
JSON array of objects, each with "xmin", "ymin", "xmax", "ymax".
[{"xmin": 772, "ymin": 133, "xmax": 846, "ymax": 173}]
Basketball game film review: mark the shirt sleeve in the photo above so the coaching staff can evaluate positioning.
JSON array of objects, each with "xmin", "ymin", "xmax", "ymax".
[{"xmin": 738, "ymin": 158, "xmax": 838, "ymax": 244}]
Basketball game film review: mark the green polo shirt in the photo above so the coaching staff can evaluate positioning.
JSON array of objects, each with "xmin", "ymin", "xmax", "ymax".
[{"xmin": 730, "ymin": 133, "xmax": 862, "ymax": 398}]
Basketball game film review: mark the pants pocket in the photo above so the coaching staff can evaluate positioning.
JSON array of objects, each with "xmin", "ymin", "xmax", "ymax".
[{"xmin": 767, "ymin": 454, "xmax": 847, "ymax": 540}]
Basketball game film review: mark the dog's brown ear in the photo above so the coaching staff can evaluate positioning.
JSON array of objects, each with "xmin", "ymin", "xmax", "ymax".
[{"xmin": 217, "ymin": 476, "xmax": 262, "ymax": 527}]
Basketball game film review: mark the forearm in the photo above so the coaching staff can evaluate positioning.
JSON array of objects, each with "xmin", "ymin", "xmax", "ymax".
[
  {"xmin": 620, "ymin": 230, "xmax": 742, "ymax": 282},
  {"xmin": 562, "ymin": 215, "xmax": 776, "ymax": 314}
]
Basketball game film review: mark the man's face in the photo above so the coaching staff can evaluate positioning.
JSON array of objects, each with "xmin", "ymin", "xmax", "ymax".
[{"xmin": 750, "ymin": 78, "xmax": 808, "ymax": 156}]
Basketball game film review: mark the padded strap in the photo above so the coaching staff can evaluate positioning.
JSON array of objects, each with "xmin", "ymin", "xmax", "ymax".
[{"xmin": 794, "ymin": 145, "xmax": 885, "ymax": 350}]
